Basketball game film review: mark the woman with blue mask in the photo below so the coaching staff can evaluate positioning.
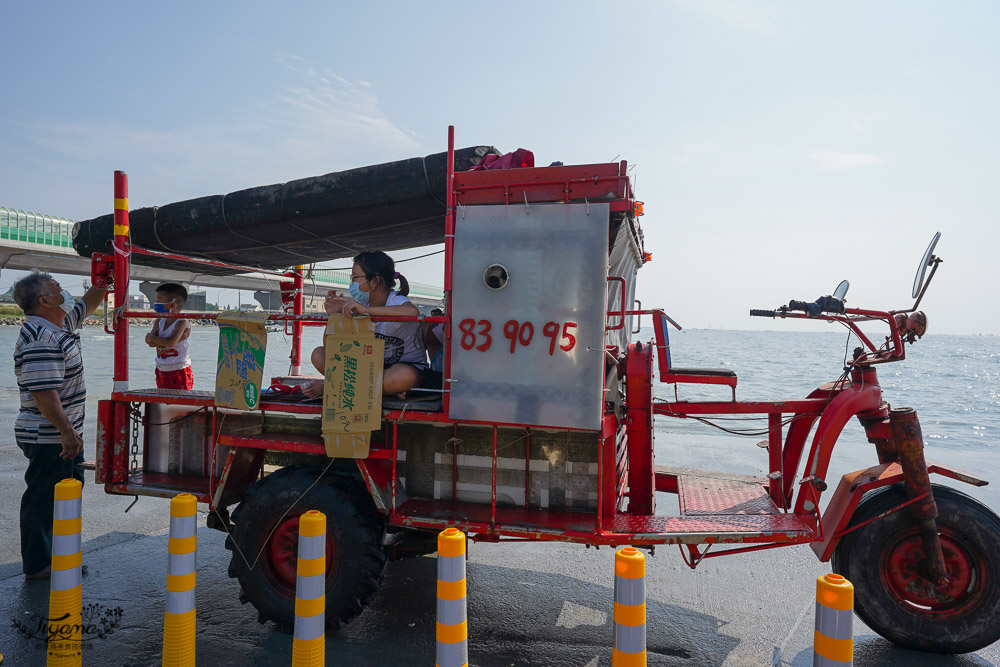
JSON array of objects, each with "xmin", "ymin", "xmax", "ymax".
[{"xmin": 302, "ymin": 251, "xmax": 426, "ymax": 399}]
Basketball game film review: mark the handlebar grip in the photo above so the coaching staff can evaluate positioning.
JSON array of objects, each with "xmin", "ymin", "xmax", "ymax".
[
  {"xmin": 788, "ymin": 300, "xmax": 810, "ymax": 312},
  {"xmin": 749, "ymin": 309, "xmax": 776, "ymax": 318}
]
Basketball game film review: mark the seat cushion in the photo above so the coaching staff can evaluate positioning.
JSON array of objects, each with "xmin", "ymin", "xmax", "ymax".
[{"xmin": 669, "ymin": 367, "xmax": 737, "ymax": 378}]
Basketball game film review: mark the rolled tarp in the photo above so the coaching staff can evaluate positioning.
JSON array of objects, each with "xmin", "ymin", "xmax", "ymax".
[{"xmin": 73, "ymin": 146, "xmax": 496, "ymax": 274}]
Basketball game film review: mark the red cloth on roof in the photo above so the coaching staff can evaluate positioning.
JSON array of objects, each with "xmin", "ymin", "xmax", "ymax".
[{"xmin": 470, "ymin": 148, "xmax": 534, "ymax": 171}]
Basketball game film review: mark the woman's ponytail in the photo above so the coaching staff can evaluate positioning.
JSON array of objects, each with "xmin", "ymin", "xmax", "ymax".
[{"xmin": 394, "ymin": 271, "xmax": 410, "ymax": 296}]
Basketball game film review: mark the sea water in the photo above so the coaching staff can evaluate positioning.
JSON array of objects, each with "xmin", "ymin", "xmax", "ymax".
[{"xmin": 1, "ymin": 324, "xmax": 997, "ymax": 508}]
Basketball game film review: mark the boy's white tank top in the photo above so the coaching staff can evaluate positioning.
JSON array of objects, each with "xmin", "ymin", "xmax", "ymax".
[{"xmin": 155, "ymin": 319, "xmax": 191, "ymax": 370}]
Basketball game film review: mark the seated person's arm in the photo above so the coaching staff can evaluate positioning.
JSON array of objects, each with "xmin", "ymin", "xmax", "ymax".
[{"xmin": 352, "ymin": 301, "xmax": 419, "ymax": 318}]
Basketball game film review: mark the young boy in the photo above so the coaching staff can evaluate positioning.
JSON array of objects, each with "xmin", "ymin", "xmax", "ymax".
[{"xmin": 144, "ymin": 283, "xmax": 193, "ymax": 389}]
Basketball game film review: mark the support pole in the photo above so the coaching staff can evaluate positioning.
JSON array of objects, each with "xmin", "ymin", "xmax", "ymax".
[
  {"xmin": 442, "ymin": 125, "xmax": 455, "ymax": 416},
  {"xmin": 48, "ymin": 479, "xmax": 83, "ymax": 667},
  {"xmin": 290, "ymin": 265, "xmax": 304, "ymax": 375},
  {"xmin": 293, "ymin": 510, "xmax": 326, "ymax": 667},
  {"xmin": 436, "ymin": 527, "xmax": 468, "ymax": 667},
  {"xmin": 612, "ymin": 547, "xmax": 646, "ymax": 667},
  {"xmin": 112, "ymin": 171, "xmax": 130, "ymax": 392},
  {"xmin": 163, "ymin": 493, "xmax": 197, "ymax": 667},
  {"xmin": 813, "ymin": 573, "xmax": 853, "ymax": 666}
]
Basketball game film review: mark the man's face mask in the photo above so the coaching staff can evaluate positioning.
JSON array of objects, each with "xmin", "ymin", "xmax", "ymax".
[
  {"xmin": 51, "ymin": 289, "xmax": 76, "ymax": 314},
  {"xmin": 152, "ymin": 301, "xmax": 174, "ymax": 313}
]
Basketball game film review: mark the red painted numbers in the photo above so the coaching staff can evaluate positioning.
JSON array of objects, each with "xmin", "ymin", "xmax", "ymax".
[
  {"xmin": 459, "ymin": 318, "xmax": 577, "ymax": 356},
  {"xmin": 458, "ymin": 318, "xmax": 493, "ymax": 351}
]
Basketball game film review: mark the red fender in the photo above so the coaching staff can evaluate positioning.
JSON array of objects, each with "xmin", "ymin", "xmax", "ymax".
[
  {"xmin": 811, "ymin": 460, "xmax": 988, "ymax": 561},
  {"xmin": 793, "ymin": 383, "xmax": 883, "ymax": 514}
]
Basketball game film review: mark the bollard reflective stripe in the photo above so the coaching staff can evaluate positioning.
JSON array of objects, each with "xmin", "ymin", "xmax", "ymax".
[
  {"xmin": 437, "ymin": 555, "xmax": 465, "ymax": 582},
  {"xmin": 166, "ymin": 589, "xmax": 196, "ymax": 615},
  {"xmin": 293, "ymin": 510, "xmax": 326, "ymax": 667},
  {"xmin": 169, "ymin": 515, "xmax": 197, "ymax": 538},
  {"xmin": 436, "ymin": 528, "xmax": 468, "ymax": 667},
  {"xmin": 813, "ymin": 654, "xmax": 853, "ymax": 667},
  {"xmin": 814, "ymin": 604, "xmax": 854, "ymax": 640},
  {"xmin": 298, "ymin": 534, "xmax": 325, "ymax": 560},
  {"xmin": 612, "ymin": 547, "xmax": 646, "ymax": 667},
  {"xmin": 294, "ymin": 612, "xmax": 326, "ymax": 642},
  {"xmin": 49, "ymin": 478, "xmax": 83, "ymax": 667},
  {"xmin": 168, "ymin": 552, "xmax": 196, "ymax": 576},
  {"xmin": 51, "ymin": 567, "xmax": 82, "ymax": 591},
  {"xmin": 53, "ymin": 497, "xmax": 81, "ymax": 520},
  {"xmin": 436, "ymin": 639, "xmax": 468, "ymax": 667},
  {"xmin": 814, "ymin": 573, "xmax": 853, "ymax": 667},
  {"xmin": 52, "ymin": 533, "xmax": 81, "ymax": 556},
  {"xmin": 614, "ymin": 577, "xmax": 645, "ymax": 604},
  {"xmin": 296, "ymin": 572, "xmax": 326, "ymax": 600},
  {"xmin": 163, "ymin": 493, "xmax": 197, "ymax": 667},
  {"xmin": 437, "ymin": 597, "xmax": 467, "ymax": 625}
]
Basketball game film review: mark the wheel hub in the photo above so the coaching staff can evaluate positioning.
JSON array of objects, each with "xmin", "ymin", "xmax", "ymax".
[
  {"xmin": 885, "ymin": 530, "xmax": 976, "ymax": 609},
  {"xmin": 268, "ymin": 514, "xmax": 336, "ymax": 590}
]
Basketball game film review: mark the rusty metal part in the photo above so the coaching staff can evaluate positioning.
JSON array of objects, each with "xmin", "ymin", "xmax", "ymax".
[
  {"xmin": 858, "ymin": 405, "xmax": 897, "ymax": 463},
  {"xmin": 894, "ymin": 311, "xmax": 928, "ymax": 343},
  {"xmin": 890, "ymin": 407, "xmax": 949, "ymax": 586}
]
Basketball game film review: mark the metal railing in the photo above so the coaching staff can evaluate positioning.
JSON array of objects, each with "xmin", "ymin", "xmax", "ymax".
[{"xmin": 0, "ymin": 206, "xmax": 75, "ymax": 248}]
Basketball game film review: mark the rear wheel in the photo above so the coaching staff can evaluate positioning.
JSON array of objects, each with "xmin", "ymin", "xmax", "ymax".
[
  {"xmin": 225, "ymin": 466, "xmax": 387, "ymax": 632},
  {"xmin": 832, "ymin": 483, "xmax": 1000, "ymax": 653}
]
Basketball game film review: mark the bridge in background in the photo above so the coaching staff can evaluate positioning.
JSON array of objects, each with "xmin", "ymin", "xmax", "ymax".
[{"xmin": 0, "ymin": 207, "xmax": 444, "ymax": 309}]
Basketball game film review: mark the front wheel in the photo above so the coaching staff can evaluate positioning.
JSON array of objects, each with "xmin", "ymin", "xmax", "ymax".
[{"xmin": 832, "ymin": 483, "xmax": 1000, "ymax": 653}]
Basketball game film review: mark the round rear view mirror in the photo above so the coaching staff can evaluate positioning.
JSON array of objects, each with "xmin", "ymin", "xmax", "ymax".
[
  {"xmin": 833, "ymin": 280, "xmax": 849, "ymax": 301},
  {"xmin": 912, "ymin": 232, "xmax": 941, "ymax": 299}
]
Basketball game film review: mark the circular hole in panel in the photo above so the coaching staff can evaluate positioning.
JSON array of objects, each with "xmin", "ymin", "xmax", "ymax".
[{"xmin": 484, "ymin": 264, "xmax": 509, "ymax": 290}]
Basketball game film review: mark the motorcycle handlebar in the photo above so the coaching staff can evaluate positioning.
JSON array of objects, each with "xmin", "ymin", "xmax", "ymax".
[
  {"xmin": 787, "ymin": 300, "xmax": 811, "ymax": 312},
  {"xmin": 749, "ymin": 309, "xmax": 776, "ymax": 318}
]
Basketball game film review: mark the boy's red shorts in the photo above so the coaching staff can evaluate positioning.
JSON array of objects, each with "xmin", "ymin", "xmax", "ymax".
[{"xmin": 155, "ymin": 366, "xmax": 194, "ymax": 390}]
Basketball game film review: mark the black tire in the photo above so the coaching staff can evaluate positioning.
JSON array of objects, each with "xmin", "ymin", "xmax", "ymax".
[
  {"xmin": 832, "ymin": 483, "xmax": 1000, "ymax": 653},
  {"xmin": 225, "ymin": 465, "xmax": 387, "ymax": 633}
]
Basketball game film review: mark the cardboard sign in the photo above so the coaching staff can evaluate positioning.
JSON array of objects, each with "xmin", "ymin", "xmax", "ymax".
[
  {"xmin": 215, "ymin": 311, "xmax": 269, "ymax": 410},
  {"xmin": 321, "ymin": 314, "xmax": 384, "ymax": 458}
]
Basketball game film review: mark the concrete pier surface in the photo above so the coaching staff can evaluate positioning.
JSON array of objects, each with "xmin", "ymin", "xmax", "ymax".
[{"xmin": 2, "ymin": 430, "xmax": 998, "ymax": 666}]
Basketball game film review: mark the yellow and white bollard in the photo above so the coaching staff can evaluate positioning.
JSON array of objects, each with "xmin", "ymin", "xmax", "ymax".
[
  {"xmin": 163, "ymin": 493, "xmax": 197, "ymax": 667},
  {"xmin": 293, "ymin": 510, "xmax": 326, "ymax": 667},
  {"xmin": 48, "ymin": 478, "xmax": 83, "ymax": 667},
  {"xmin": 612, "ymin": 546, "xmax": 646, "ymax": 667},
  {"xmin": 814, "ymin": 573, "xmax": 853, "ymax": 666},
  {"xmin": 436, "ymin": 527, "xmax": 468, "ymax": 667}
]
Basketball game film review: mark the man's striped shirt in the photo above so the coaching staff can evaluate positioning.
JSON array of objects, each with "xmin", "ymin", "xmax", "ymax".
[{"xmin": 14, "ymin": 300, "xmax": 87, "ymax": 445}]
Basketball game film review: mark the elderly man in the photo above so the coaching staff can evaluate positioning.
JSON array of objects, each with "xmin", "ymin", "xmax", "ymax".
[{"xmin": 12, "ymin": 271, "xmax": 108, "ymax": 579}]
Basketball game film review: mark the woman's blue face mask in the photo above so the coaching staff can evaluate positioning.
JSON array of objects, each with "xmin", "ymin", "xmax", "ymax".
[{"xmin": 349, "ymin": 280, "xmax": 369, "ymax": 305}]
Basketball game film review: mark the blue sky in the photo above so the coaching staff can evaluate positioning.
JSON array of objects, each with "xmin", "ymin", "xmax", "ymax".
[{"xmin": 1, "ymin": 1, "xmax": 997, "ymax": 333}]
